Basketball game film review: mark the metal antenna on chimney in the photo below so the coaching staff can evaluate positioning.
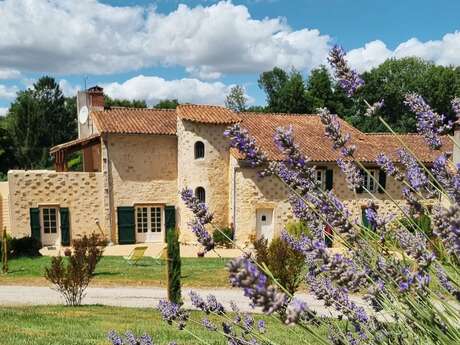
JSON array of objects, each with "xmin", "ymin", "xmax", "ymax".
[{"xmin": 83, "ymin": 76, "xmax": 88, "ymax": 91}]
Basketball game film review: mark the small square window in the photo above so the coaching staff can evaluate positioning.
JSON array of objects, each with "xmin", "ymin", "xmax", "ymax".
[{"xmin": 41, "ymin": 207, "xmax": 58, "ymax": 234}]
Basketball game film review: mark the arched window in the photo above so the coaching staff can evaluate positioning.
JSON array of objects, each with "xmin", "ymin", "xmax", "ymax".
[
  {"xmin": 194, "ymin": 141, "xmax": 205, "ymax": 159},
  {"xmin": 195, "ymin": 187, "xmax": 206, "ymax": 203}
]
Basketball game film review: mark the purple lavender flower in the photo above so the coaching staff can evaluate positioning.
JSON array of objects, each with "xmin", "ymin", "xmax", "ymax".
[
  {"xmin": 108, "ymin": 331, "xmax": 155, "ymax": 345},
  {"xmin": 224, "ymin": 124, "xmax": 267, "ymax": 167},
  {"xmin": 318, "ymin": 107, "xmax": 354, "ymax": 155},
  {"xmin": 327, "ymin": 45, "xmax": 364, "ymax": 97},
  {"xmin": 158, "ymin": 300, "xmax": 189, "ymax": 330},
  {"xmin": 227, "ymin": 256, "xmax": 287, "ymax": 314},
  {"xmin": 108, "ymin": 331, "xmax": 124, "ymax": 345},
  {"xmin": 397, "ymin": 149, "xmax": 429, "ymax": 192},
  {"xmin": 180, "ymin": 188, "xmax": 214, "ymax": 225},
  {"xmin": 202, "ymin": 317, "xmax": 217, "ymax": 331},
  {"xmin": 404, "ymin": 93, "xmax": 452, "ymax": 150},
  {"xmin": 432, "ymin": 154, "xmax": 460, "ymax": 203},
  {"xmin": 396, "ymin": 228, "xmax": 436, "ymax": 270},
  {"xmin": 285, "ymin": 298, "xmax": 316, "ymax": 325},
  {"xmin": 190, "ymin": 220, "xmax": 215, "ymax": 253},
  {"xmin": 452, "ymin": 97, "xmax": 460, "ymax": 117},
  {"xmin": 376, "ymin": 153, "xmax": 400, "ymax": 178},
  {"xmin": 365, "ymin": 99, "xmax": 384, "ymax": 117},
  {"xmin": 432, "ymin": 204, "xmax": 460, "ymax": 259},
  {"xmin": 435, "ymin": 264, "xmax": 460, "ymax": 301},
  {"xmin": 337, "ymin": 159, "xmax": 363, "ymax": 190},
  {"xmin": 257, "ymin": 320, "xmax": 266, "ymax": 334}
]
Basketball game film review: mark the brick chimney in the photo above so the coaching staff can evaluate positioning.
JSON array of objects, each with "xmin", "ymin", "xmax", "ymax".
[{"xmin": 87, "ymin": 86, "xmax": 104, "ymax": 110}]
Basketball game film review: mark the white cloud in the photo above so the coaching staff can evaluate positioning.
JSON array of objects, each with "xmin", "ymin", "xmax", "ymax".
[
  {"xmin": 0, "ymin": 107, "xmax": 8, "ymax": 116},
  {"xmin": 103, "ymin": 75, "xmax": 235, "ymax": 105},
  {"xmin": 0, "ymin": 68, "xmax": 21, "ymax": 80},
  {"xmin": 59, "ymin": 79, "xmax": 81, "ymax": 97},
  {"xmin": 0, "ymin": 84, "xmax": 18, "ymax": 100},
  {"xmin": 0, "ymin": 0, "xmax": 330, "ymax": 77},
  {"xmin": 347, "ymin": 32, "xmax": 460, "ymax": 72}
]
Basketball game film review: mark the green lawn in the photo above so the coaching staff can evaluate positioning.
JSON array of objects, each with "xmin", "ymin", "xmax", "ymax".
[
  {"xmin": 0, "ymin": 256, "xmax": 230, "ymax": 288},
  {"xmin": 0, "ymin": 305, "xmax": 326, "ymax": 345}
]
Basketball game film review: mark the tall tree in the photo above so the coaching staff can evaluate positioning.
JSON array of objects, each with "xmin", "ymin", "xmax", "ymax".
[
  {"xmin": 258, "ymin": 67, "xmax": 312, "ymax": 113},
  {"xmin": 6, "ymin": 76, "xmax": 76, "ymax": 168},
  {"xmin": 225, "ymin": 85, "xmax": 247, "ymax": 112},
  {"xmin": 104, "ymin": 96, "xmax": 147, "ymax": 108}
]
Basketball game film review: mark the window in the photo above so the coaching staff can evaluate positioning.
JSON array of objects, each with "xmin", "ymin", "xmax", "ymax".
[
  {"xmin": 194, "ymin": 141, "xmax": 205, "ymax": 159},
  {"xmin": 41, "ymin": 207, "xmax": 58, "ymax": 234},
  {"xmin": 316, "ymin": 169, "xmax": 326, "ymax": 190},
  {"xmin": 195, "ymin": 187, "xmax": 206, "ymax": 203},
  {"xmin": 363, "ymin": 169, "xmax": 379, "ymax": 193},
  {"xmin": 136, "ymin": 206, "xmax": 163, "ymax": 233}
]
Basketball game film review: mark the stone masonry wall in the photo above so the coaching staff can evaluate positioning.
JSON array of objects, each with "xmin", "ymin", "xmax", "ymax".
[
  {"xmin": 232, "ymin": 161, "xmax": 406, "ymax": 244},
  {"xmin": 0, "ymin": 182, "xmax": 10, "ymax": 231},
  {"xmin": 107, "ymin": 134, "xmax": 178, "ymax": 243},
  {"xmin": 177, "ymin": 119, "xmax": 230, "ymax": 243},
  {"xmin": 7, "ymin": 170, "xmax": 105, "ymax": 239}
]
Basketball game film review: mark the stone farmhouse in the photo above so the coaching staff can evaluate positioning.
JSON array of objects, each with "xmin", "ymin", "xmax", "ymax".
[{"xmin": 0, "ymin": 86, "xmax": 452, "ymax": 247}]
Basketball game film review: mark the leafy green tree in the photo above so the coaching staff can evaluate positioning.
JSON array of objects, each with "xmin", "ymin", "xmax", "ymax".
[
  {"xmin": 0, "ymin": 118, "xmax": 18, "ymax": 177},
  {"xmin": 225, "ymin": 85, "xmax": 247, "ymax": 112},
  {"xmin": 258, "ymin": 67, "xmax": 313, "ymax": 113},
  {"xmin": 154, "ymin": 99, "xmax": 179, "ymax": 109},
  {"xmin": 6, "ymin": 76, "xmax": 76, "ymax": 168},
  {"xmin": 104, "ymin": 96, "xmax": 147, "ymax": 108}
]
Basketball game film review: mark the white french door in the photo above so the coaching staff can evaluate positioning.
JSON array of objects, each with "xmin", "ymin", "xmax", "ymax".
[{"xmin": 135, "ymin": 206, "xmax": 164, "ymax": 243}]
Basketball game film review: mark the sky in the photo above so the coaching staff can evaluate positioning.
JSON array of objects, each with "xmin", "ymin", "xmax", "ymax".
[{"xmin": 0, "ymin": 0, "xmax": 460, "ymax": 115}]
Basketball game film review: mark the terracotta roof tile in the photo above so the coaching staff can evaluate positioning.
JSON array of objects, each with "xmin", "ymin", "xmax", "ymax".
[
  {"xmin": 177, "ymin": 104, "xmax": 241, "ymax": 124},
  {"xmin": 92, "ymin": 108, "xmax": 176, "ymax": 135},
  {"xmin": 237, "ymin": 113, "xmax": 451, "ymax": 163}
]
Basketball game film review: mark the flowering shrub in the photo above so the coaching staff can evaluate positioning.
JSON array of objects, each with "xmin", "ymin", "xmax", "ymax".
[{"xmin": 110, "ymin": 45, "xmax": 460, "ymax": 345}]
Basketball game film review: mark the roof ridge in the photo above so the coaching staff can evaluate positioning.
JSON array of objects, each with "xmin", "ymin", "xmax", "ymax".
[
  {"xmin": 104, "ymin": 107, "xmax": 176, "ymax": 112},
  {"xmin": 240, "ymin": 112, "xmax": 318, "ymax": 117},
  {"xmin": 366, "ymin": 132, "xmax": 420, "ymax": 136}
]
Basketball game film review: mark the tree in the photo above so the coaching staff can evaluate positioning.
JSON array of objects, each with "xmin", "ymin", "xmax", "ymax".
[
  {"xmin": 258, "ymin": 67, "xmax": 312, "ymax": 113},
  {"xmin": 104, "ymin": 96, "xmax": 147, "ymax": 108},
  {"xmin": 154, "ymin": 99, "xmax": 179, "ymax": 109},
  {"xmin": 6, "ymin": 76, "xmax": 76, "ymax": 168},
  {"xmin": 225, "ymin": 85, "xmax": 247, "ymax": 112}
]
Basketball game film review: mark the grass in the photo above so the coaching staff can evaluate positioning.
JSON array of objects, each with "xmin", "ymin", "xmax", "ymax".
[
  {"xmin": 0, "ymin": 305, "xmax": 328, "ymax": 345},
  {"xmin": 0, "ymin": 256, "xmax": 230, "ymax": 287}
]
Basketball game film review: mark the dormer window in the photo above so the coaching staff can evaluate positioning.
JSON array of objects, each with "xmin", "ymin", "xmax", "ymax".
[
  {"xmin": 195, "ymin": 187, "xmax": 206, "ymax": 203},
  {"xmin": 194, "ymin": 141, "xmax": 205, "ymax": 159}
]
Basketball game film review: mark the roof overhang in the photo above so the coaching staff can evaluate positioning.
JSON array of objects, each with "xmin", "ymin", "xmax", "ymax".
[{"xmin": 50, "ymin": 134, "xmax": 101, "ymax": 155}]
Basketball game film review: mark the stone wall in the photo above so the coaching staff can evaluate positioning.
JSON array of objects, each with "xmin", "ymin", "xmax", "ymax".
[
  {"xmin": 7, "ymin": 170, "xmax": 105, "ymax": 239},
  {"xmin": 0, "ymin": 182, "xmax": 10, "ymax": 231},
  {"xmin": 231, "ymin": 161, "xmax": 406, "ymax": 244},
  {"xmin": 177, "ymin": 119, "xmax": 230, "ymax": 242},
  {"xmin": 106, "ymin": 134, "xmax": 178, "ymax": 242}
]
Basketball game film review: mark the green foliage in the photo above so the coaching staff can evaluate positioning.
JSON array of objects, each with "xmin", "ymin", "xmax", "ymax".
[
  {"xmin": 212, "ymin": 227, "xmax": 233, "ymax": 248},
  {"xmin": 67, "ymin": 152, "xmax": 83, "ymax": 171},
  {"xmin": 104, "ymin": 96, "xmax": 147, "ymax": 108},
  {"xmin": 154, "ymin": 99, "xmax": 179, "ymax": 109},
  {"xmin": 6, "ymin": 76, "xmax": 77, "ymax": 168},
  {"xmin": 2, "ymin": 228, "xmax": 8, "ymax": 273},
  {"xmin": 225, "ymin": 85, "xmax": 248, "ymax": 112},
  {"xmin": 285, "ymin": 221, "xmax": 312, "ymax": 239},
  {"xmin": 167, "ymin": 228, "xmax": 182, "ymax": 304},
  {"xmin": 0, "ymin": 236, "xmax": 42, "ymax": 259},
  {"xmin": 253, "ymin": 237, "xmax": 305, "ymax": 296}
]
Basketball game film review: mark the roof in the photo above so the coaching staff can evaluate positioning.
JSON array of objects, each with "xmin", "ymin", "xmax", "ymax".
[
  {"xmin": 177, "ymin": 104, "xmax": 241, "ymax": 124},
  {"xmin": 92, "ymin": 108, "xmax": 176, "ymax": 135},
  {"xmin": 236, "ymin": 113, "xmax": 452, "ymax": 163},
  {"xmin": 50, "ymin": 134, "xmax": 100, "ymax": 155}
]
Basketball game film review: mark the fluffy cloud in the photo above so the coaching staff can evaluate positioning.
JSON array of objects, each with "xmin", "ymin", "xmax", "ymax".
[
  {"xmin": 0, "ymin": 107, "xmax": 8, "ymax": 116},
  {"xmin": 102, "ymin": 75, "xmax": 235, "ymax": 105},
  {"xmin": 0, "ymin": 0, "xmax": 330, "ymax": 77},
  {"xmin": 0, "ymin": 68, "xmax": 21, "ymax": 80},
  {"xmin": 0, "ymin": 84, "xmax": 18, "ymax": 100},
  {"xmin": 347, "ymin": 32, "xmax": 460, "ymax": 72},
  {"xmin": 59, "ymin": 79, "xmax": 81, "ymax": 97}
]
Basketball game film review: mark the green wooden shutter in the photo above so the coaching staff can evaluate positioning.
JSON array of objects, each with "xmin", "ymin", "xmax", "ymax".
[
  {"xmin": 325, "ymin": 169, "xmax": 334, "ymax": 191},
  {"xmin": 117, "ymin": 207, "xmax": 135, "ymax": 244},
  {"xmin": 29, "ymin": 208, "xmax": 41, "ymax": 243},
  {"xmin": 378, "ymin": 170, "xmax": 386, "ymax": 193},
  {"xmin": 60, "ymin": 208, "xmax": 70, "ymax": 246},
  {"xmin": 165, "ymin": 206, "xmax": 176, "ymax": 242}
]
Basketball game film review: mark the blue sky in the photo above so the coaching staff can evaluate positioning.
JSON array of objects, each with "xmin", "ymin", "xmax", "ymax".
[{"xmin": 0, "ymin": 0, "xmax": 459, "ymax": 114}]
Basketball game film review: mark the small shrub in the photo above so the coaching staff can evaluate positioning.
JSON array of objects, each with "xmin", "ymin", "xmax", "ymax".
[
  {"xmin": 253, "ymin": 236, "xmax": 305, "ymax": 296},
  {"xmin": 167, "ymin": 228, "xmax": 182, "ymax": 304},
  {"xmin": 44, "ymin": 233, "xmax": 107, "ymax": 306},
  {"xmin": 285, "ymin": 221, "xmax": 311, "ymax": 239},
  {"xmin": 10, "ymin": 236, "xmax": 42, "ymax": 258},
  {"xmin": 213, "ymin": 227, "xmax": 233, "ymax": 248},
  {"xmin": 2, "ymin": 228, "xmax": 8, "ymax": 274}
]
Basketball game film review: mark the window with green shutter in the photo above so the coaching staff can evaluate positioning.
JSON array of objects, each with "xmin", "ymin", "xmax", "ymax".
[
  {"xmin": 378, "ymin": 170, "xmax": 386, "ymax": 193},
  {"xmin": 325, "ymin": 169, "xmax": 334, "ymax": 191},
  {"xmin": 29, "ymin": 208, "xmax": 41, "ymax": 243},
  {"xmin": 117, "ymin": 207, "xmax": 135, "ymax": 244},
  {"xmin": 60, "ymin": 208, "xmax": 70, "ymax": 246}
]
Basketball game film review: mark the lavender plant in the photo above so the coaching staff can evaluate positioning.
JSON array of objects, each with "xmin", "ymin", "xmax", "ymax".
[{"xmin": 109, "ymin": 45, "xmax": 460, "ymax": 345}]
